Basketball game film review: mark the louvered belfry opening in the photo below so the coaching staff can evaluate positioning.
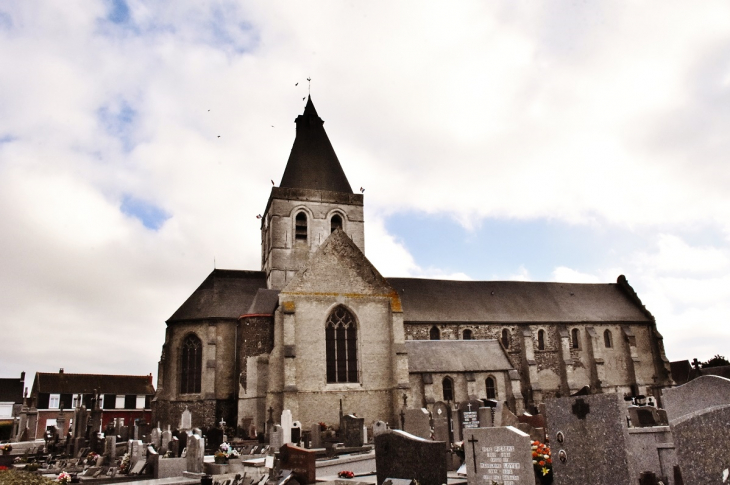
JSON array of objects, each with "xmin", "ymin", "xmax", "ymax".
[
  {"xmin": 180, "ymin": 334, "xmax": 202, "ymax": 394},
  {"xmin": 295, "ymin": 212, "xmax": 308, "ymax": 243},
  {"xmin": 325, "ymin": 306, "xmax": 358, "ymax": 383}
]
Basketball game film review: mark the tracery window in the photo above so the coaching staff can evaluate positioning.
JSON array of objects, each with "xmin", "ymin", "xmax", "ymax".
[
  {"xmin": 442, "ymin": 376, "xmax": 454, "ymax": 401},
  {"xmin": 331, "ymin": 214, "xmax": 343, "ymax": 233},
  {"xmin": 463, "ymin": 329, "xmax": 473, "ymax": 340},
  {"xmin": 295, "ymin": 212, "xmax": 308, "ymax": 244},
  {"xmin": 571, "ymin": 328, "xmax": 580, "ymax": 349},
  {"xmin": 180, "ymin": 334, "xmax": 202, "ymax": 394},
  {"xmin": 501, "ymin": 329, "xmax": 510, "ymax": 349},
  {"xmin": 537, "ymin": 329, "xmax": 545, "ymax": 350},
  {"xmin": 486, "ymin": 376, "xmax": 497, "ymax": 399},
  {"xmin": 430, "ymin": 326, "xmax": 441, "ymax": 340},
  {"xmin": 604, "ymin": 329, "xmax": 613, "ymax": 348},
  {"xmin": 326, "ymin": 306, "xmax": 358, "ymax": 383}
]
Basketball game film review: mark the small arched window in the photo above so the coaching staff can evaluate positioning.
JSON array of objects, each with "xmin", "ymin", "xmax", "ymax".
[
  {"xmin": 331, "ymin": 214, "xmax": 343, "ymax": 233},
  {"xmin": 604, "ymin": 329, "xmax": 613, "ymax": 348},
  {"xmin": 430, "ymin": 326, "xmax": 441, "ymax": 340},
  {"xmin": 486, "ymin": 376, "xmax": 497, "ymax": 400},
  {"xmin": 501, "ymin": 329, "xmax": 510, "ymax": 349},
  {"xmin": 571, "ymin": 328, "xmax": 580, "ymax": 349},
  {"xmin": 442, "ymin": 377, "xmax": 454, "ymax": 402},
  {"xmin": 537, "ymin": 329, "xmax": 545, "ymax": 350},
  {"xmin": 463, "ymin": 329, "xmax": 473, "ymax": 340},
  {"xmin": 295, "ymin": 212, "xmax": 307, "ymax": 244},
  {"xmin": 180, "ymin": 334, "xmax": 202, "ymax": 394},
  {"xmin": 326, "ymin": 306, "xmax": 358, "ymax": 383}
]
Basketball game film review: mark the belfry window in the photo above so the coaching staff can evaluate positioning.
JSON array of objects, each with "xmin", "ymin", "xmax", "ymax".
[
  {"xmin": 180, "ymin": 334, "xmax": 202, "ymax": 394},
  {"xmin": 295, "ymin": 212, "xmax": 307, "ymax": 243},
  {"xmin": 430, "ymin": 326, "xmax": 441, "ymax": 340},
  {"xmin": 486, "ymin": 376, "xmax": 497, "ymax": 400},
  {"xmin": 537, "ymin": 329, "xmax": 545, "ymax": 350},
  {"xmin": 604, "ymin": 329, "xmax": 613, "ymax": 348},
  {"xmin": 463, "ymin": 329, "xmax": 473, "ymax": 340},
  {"xmin": 326, "ymin": 306, "xmax": 358, "ymax": 383},
  {"xmin": 571, "ymin": 328, "xmax": 580, "ymax": 349},
  {"xmin": 331, "ymin": 214, "xmax": 343, "ymax": 233},
  {"xmin": 501, "ymin": 329, "xmax": 510, "ymax": 349},
  {"xmin": 442, "ymin": 376, "xmax": 454, "ymax": 401}
]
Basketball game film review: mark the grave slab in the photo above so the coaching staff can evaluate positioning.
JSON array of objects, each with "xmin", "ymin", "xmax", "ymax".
[{"xmin": 463, "ymin": 426, "xmax": 532, "ymax": 485}]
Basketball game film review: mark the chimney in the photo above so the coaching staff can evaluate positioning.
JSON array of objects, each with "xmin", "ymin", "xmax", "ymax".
[{"xmin": 59, "ymin": 368, "xmax": 64, "ymax": 374}]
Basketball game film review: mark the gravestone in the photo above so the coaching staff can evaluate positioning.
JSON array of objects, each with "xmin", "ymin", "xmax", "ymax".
[
  {"xmin": 375, "ymin": 429, "xmax": 447, "ymax": 485},
  {"xmin": 671, "ymin": 403, "xmax": 730, "ymax": 485},
  {"xmin": 281, "ymin": 410, "xmax": 293, "ymax": 445},
  {"xmin": 431, "ymin": 402, "xmax": 452, "ymax": 446},
  {"xmin": 160, "ymin": 426, "xmax": 172, "ymax": 454},
  {"xmin": 104, "ymin": 435, "xmax": 116, "ymax": 460},
  {"xmin": 180, "ymin": 407, "xmax": 192, "ymax": 430},
  {"xmin": 291, "ymin": 421, "xmax": 302, "ymax": 445},
  {"xmin": 663, "ymin": 375, "xmax": 730, "ymax": 423},
  {"xmin": 270, "ymin": 425, "xmax": 283, "ymax": 452},
  {"xmin": 185, "ymin": 433, "xmax": 205, "ymax": 474},
  {"xmin": 342, "ymin": 414, "xmax": 365, "ymax": 447},
  {"xmin": 463, "ymin": 426, "xmax": 533, "ymax": 485},
  {"xmin": 170, "ymin": 436, "xmax": 180, "ymax": 457},
  {"xmin": 457, "ymin": 400, "xmax": 482, "ymax": 441},
  {"xmin": 128, "ymin": 440, "xmax": 144, "ymax": 467},
  {"xmin": 279, "ymin": 443, "xmax": 316, "ymax": 484},
  {"xmin": 545, "ymin": 393, "xmax": 632, "ymax": 485},
  {"xmin": 373, "ymin": 420, "xmax": 388, "ymax": 437},
  {"xmin": 477, "ymin": 407, "xmax": 493, "ymax": 428},
  {"xmin": 403, "ymin": 408, "xmax": 431, "ymax": 439},
  {"xmin": 310, "ymin": 424, "xmax": 322, "ymax": 448},
  {"xmin": 150, "ymin": 426, "xmax": 162, "ymax": 450},
  {"xmin": 119, "ymin": 426, "xmax": 130, "ymax": 442}
]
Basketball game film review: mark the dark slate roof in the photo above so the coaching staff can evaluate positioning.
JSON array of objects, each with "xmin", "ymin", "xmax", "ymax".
[
  {"xmin": 168, "ymin": 269, "xmax": 267, "ymax": 323},
  {"xmin": 406, "ymin": 340, "xmax": 513, "ymax": 373},
  {"xmin": 32, "ymin": 373, "xmax": 154, "ymax": 395},
  {"xmin": 0, "ymin": 374, "xmax": 24, "ymax": 404},
  {"xmin": 387, "ymin": 277, "xmax": 652, "ymax": 323},
  {"xmin": 243, "ymin": 289, "xmax": 280, "ymax": 316},
  {"xmin": 279, "ymin": 96, "xmax": 353, "ymax": 193}
]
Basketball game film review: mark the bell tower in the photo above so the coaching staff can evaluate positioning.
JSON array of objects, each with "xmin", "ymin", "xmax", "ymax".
[{"xmin": 261, "ymin": 97, "xmax": 365, "ymax": 290}]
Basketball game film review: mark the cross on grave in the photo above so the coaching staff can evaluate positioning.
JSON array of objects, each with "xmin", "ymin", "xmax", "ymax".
[
  {"xmin": 219, "ymin": 419, "xmax": 226, "ymax": 429},
  {"xmin": 402, "ymin": 393, "xmax": 408, "ymax": 408},
  {"xmin": 572, "ymin": 398, "xmax": 590, "ymax": 420},
  {"xmin": 467, "ymin": 435, "xmax": 479, "ymax": 470},
  {"xmin": 692, "ymin": 358, "xmax": 701, "ymax": 370},
  {"xmin": 466, "ymin": 402, "xmax": 472, "ymax": 412}
]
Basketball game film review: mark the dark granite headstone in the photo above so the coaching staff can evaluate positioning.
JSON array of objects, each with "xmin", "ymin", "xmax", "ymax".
[
  {"xmin": 341, "ymin": 414, "xmax": 364, "ymax": 447},
  {"xmin": 279, "ymin": 443, "xmax": 316, "ymax": 484},
  {"xmin": 463, "ymin": 426, "xmax": 533, "ymax": 485},
  {"xmin": 375, "ymin": 429, "xmax": 447, "ymax": 485},
  {"xmin": 403, "ymin": 408, "xmax": 431, "ymax": 439},
  {"xmin": 310, "ymin": 424, "xmax": 322, "ymax": 449},
  {"xmin": 671, "ymin": 403, "xmax": 730, "ymax": 485}
]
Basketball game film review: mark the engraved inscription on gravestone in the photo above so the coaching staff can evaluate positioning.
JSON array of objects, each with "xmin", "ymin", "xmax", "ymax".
[{"xmin": 464, "ymin": 427, "xmax": 533, "ymax": 485}]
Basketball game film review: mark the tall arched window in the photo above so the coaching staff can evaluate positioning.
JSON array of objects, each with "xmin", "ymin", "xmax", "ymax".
[
  {"xmin": 604, "ymin": 329, "xmax": 613, "ymax": 348},
  {"xmin": 486, "ymin": 376, "xmax": 497, "ymax": 399},
  {"xmin": 537, "ymin": 329, "xmax": 545, "ymax": 350},
  {"xmin": 442, "ymin": 377, "xmax": 454, "ymax": 401},
  {"xmin": 430, "ymin": 326, "xmax": 441, "ymax": 340},
  {"xmin": 295, "ymin": 212, "xmax": 307, "ymax": 244},
  {"xmin": 571, "ymin": 328, "xmax": 580, "ymax": 349},
  {"xmin": 331, "ymin": 214, "xmax": 343, "ymax": 233},
  {"xmin": 326, "ymin": 306, "xmax": 358, "ymax": 383},
  {"xmin": 463, "ymin": 329, "xmax": 473, "ymax": 340},
  {"xmin": 501, "ymin": 329, "xmax": 510, "ymax": 349},
  {"xmin": 180, "ymin": 334, "xmax": 202, "ymax": 394}
]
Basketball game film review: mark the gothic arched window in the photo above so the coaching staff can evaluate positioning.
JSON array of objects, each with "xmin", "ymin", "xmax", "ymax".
[
  {"xmin": 463, "ymin": 329, "xmax": 473, "ymax": 340},
  {"xmin": 604, "ymin": 329, "xmax": 613, "ymax": 348},
  {"xmin": 442, "ymin": 376, "xmax": 454, "ymax": 402},
  {"xmin": 430, "ymin": 326, "xmax": 441, "ymax": 340},
  {"xmin": 537, "ymin": 329, "xmax": 545, "ymax": 350},
  {"xmin": 486, "ymin": 376, "xmax": 497, "ymax": 399},
  {"xmin": 501, "ymin": 329, "xmax": 510, "ymax": 349},
  {"xmin": 326, "ymin": 306, "xmax": 358, "ymax": 383},
  {"xmin": 180, "ymin": 334, "xmax": 202, "ymax": 394},
  {"xmin": 295, "ymin": 212, "xmax": 307, "ymax": 244},
  {"xmin": 571, "ymin": 328, "xmax": 580, "ymax": 349},
  {"xmin": 331, "ymin": 214, "xmax": 343, "ymax": 233}
]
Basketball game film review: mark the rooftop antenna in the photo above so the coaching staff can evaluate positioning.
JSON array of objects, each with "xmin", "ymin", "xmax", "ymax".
[
  {"xmin": 307, "ymin": 77, "xmax": 311, "ymax": 95},
  {"xmin": 213, "ymin": 256, "xmax": 216, "ymax": 269}
]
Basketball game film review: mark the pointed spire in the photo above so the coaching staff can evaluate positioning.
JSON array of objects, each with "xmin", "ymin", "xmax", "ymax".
[{"xmin": 279, "ymin": 96, "xmax": 353, "ymax": 193}]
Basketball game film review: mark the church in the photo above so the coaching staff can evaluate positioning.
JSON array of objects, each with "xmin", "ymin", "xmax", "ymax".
[{"xmin": 152, "ymin": 97, "xmax": 674, "ymax": 433}]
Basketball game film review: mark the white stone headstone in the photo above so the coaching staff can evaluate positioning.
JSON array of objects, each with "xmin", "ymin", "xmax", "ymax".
[
  {"xmin": 185, "ymin": 434, "xmax": 204, "ymax": 474},
  {"xmin": 463, "ymin": 426, "xmax": 533, "ymax": 485},
  {"xmin": 180, "ymin": 407, "xmax": 192, "ymax": 430},
  {"xmin": 281, "ymin": 410, "xmax": 293, "ymax": 445}
]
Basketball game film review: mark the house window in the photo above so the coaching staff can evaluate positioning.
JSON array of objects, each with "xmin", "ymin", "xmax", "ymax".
[
  {"xmin": 501, "ymin": 329, "xmax": 510, "ymax": 349},
  {"xmin": 136, "ymin": 395, "xmax": 146, "ymax": 409},
  {"xmin": 463, "ymin": 329, "xmax": 473, "ymax": 340},
  {"xmin": 442, "ymin": 377, "xmax": 454, "ymax": 401},
  {"xmin": 486, "ymin": 377, "xmax": 497, "ymax": 400},
  {"xmin": 181, "ymin": 334, "xmax": 202, "ymax": 394},
  {"xmin": 49, "ymin": 394, "xmax": 60, "ymax": 409},
  {"xmin": 537, "ymin": 330, "xmax": 545, "ymax": 350},
  {"xmin": 295, "ymin": 212, "xmax": 308, "ymax": 243},
  {"xmin": 430, "ymin": 326, "xmax": 441, "ymax": 340},
  {"xmin": 604, "ymin": 329, "xmax": 613, "ymax": 348},
  {"xmin": 116, "ymin": 395, "xmax": 126, "ymax": 409},
  {"xmin": 326, "ymin": 306, "xmax": 358, "ymax": 383},
  {"xmin": 571, "ymin": 328, "xmax": 580, "ymax": 349},
  {"xmin": 331, "ymin": 214, "xmax": 343, "ymax": 233}
]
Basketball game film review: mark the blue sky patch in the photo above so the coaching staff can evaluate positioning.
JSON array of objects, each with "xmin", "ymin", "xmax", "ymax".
[
  {"xmin": 120, "ymin": 195, "xmax": 170, "ymax": 230},
  {"xmin": 0, "ymin": 10, "xmax": 12, "ymax": 30},
  {"xmin": 97, "ymin": 101, "xmax": 136, "ymax": 152},
  {"xmin": 107, "ymin": 0, "xmax": 130, "ymax": 24},
  {"xmin": 0, "ymin": 134, "xmax": 16, "ymax": 144}
]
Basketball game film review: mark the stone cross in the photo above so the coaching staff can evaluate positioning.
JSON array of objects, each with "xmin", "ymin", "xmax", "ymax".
[
  {"xmin": 467, "ymin": 435, "xmax": 478, "ymax": 470},
  {"xmin": 572, "ymin": 398, "xmax": 590, "ymax": 420}
]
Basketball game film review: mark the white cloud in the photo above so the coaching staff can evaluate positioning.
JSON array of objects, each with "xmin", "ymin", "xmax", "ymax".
[{"xmin": 551, "ymin": 267, "xmax": 602, "ymax": 284}]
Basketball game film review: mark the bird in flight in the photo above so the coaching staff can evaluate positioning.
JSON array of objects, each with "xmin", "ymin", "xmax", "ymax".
[
  {"xmin": 256, "ymin": 214, "xmax": 262, "ymax": 219},
  {"xmin": 217, "ymin": 135, "xmax": 220, "ymax": 138},
  {"xmin": 271, "ymin": 180, "xmax": 275, "ymax": 185},
  {"xmin": 295, "ymin": 82, "xmax": 298, "ymax": 86},
  {"xmin": 360, "ymin": 187, "xmax": 365, "ymax": 193}
]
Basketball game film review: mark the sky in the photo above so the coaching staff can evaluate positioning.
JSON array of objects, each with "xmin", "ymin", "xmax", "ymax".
[{"xmin": 1, "ymin": 1, "xmax": 730, "ymax": 391}]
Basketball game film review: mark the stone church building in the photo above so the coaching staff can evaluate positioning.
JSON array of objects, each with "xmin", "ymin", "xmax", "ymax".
[{"xmin": 152, "ymin": 97, "xmax": 674, "ymax": 432}]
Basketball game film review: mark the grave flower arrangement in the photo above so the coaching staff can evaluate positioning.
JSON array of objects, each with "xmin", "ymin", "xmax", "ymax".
[
  {"xmin": 214, "ymin": 442, "xmax": 239, "ymax": 463},
  {"xmin": 119, "ymin": 453, "xmax": 131, "ymax": 474},
  {"xmin": 531, "ymin": 440, "xmax": 553, "ymax": 484},
  {"xmin": 337, "ymin": 470, "xmax": 355, "ymax": 479},
  {"xmin": 57, "ymin": 471, "xmax": 72, "ymax": 484},
  {"xmin": 318, "ymin": 422, "xmax": 327, "ymax": 431},
  {"xmin": 0, "ymin": 443, "xmax": 11, "ymax": 453},
  {"xmin": 86, "ymin": 451, "xmax": 98, "ymax": 465}
]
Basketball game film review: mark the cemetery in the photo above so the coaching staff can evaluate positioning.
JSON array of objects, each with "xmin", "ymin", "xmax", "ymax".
[{"xmin": 2, "ymin": 375, "xmax": 730, "ymax": 484}]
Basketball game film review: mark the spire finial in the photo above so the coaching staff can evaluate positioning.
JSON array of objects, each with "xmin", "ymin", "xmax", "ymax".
[{"xmin": 307, "ymin": 77, "xmax": 311, "ymax": 95}]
